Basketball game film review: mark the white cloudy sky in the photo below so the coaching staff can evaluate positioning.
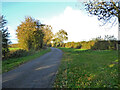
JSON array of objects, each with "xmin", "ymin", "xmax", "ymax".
[{"xmin": 42, "ymin": 6, "xmax": 119, "ymax": 42}]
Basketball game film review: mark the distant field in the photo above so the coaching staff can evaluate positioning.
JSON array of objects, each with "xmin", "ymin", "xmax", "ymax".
[
  {"xmin": 9, "ymin": 48, "xmax": 20, "ymax": 51},
  {"xmin": 3, "ymin": 48, "xmax": 51, "ymax": 73},
  {"xmin": 54, "ymin": 47, "xmax": 119, "ymax": 88}
]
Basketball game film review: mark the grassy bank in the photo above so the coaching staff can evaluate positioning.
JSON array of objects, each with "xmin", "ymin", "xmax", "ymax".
[
  {"xmin": 9, "ymin": 48, "xmax": 20, "ymax": 51},
  {"xmin": 54, "ymin": 47, "xmax": 119, "ymax": 88},
  {"xmin": 2, "ymin": 48, "xmax": 51, "ymax": 73}
]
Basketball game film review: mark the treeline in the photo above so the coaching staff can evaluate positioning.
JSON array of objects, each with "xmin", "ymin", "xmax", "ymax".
[
  {"xmin": 11, "ymin": 39, "xmax": 119, "ymax": 50},
  {"xmin": 61, "ymin": 40, "xmax": 118, "ymax": 50},
  {"xmin": 54, "ymin": 35, "xmax": 119, "ymax": 50}
]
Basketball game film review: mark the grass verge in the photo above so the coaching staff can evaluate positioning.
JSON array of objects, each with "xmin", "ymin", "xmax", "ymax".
[
  {"xmin": 54, "ymin": 47, "xmax": 119, "ymax": 88},
  {"xmin": 9, "ymin": 48, "xmax": 20, "ymax": 51},
  {"xmin": 2, "ymin": 48, "xmax": 51, "ymax": 73}
]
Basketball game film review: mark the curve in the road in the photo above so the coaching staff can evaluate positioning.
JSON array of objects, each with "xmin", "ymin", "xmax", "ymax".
[{"xmin": 2, "ymin": 47, "xmax": 63, "ymax": 88}]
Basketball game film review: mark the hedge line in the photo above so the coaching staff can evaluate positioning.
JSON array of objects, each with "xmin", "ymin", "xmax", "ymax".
[{"xmin": 54, "ymin": 40, "xmax": 119, "ymax": 50}]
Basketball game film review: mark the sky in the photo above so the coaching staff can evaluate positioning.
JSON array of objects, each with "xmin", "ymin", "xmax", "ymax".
[{"xmin": 1, "ymin": 0, "xmax": 119, "ymax": 44}]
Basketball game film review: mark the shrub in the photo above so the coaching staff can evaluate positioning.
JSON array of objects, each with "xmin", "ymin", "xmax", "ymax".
[
  {"xmin": 47, "ymin": 43, "xmax": 52, "ymax": 47},
  {"xmin": 7, "ymin": 49, "xmax": 29, "ymax": 59},
  {"xmin": 91, "ymin": 41, "xmax": 117, "ymax": 50}
]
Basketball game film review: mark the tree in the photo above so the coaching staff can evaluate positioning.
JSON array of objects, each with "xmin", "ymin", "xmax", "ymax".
[
  {"xmin": 33, "ymin": 20, "xmax": 44, "ymax": 50},
  {"xmin": 16, "ymin": 16, "xmax": 44, "ymax": 50},
  {"xmin": 41, "ymin": 25, "xmax": 53, "ymax": 46},
  {"xmin": 92, "ymin": 35, "xmax": 117, "ymax": 41},
  {"xmin": 84, "ymin": 0, "xmax": 119, "ymax": 25},
  {"xmin": 53, "ymin": 29, "xmax": 68, "ymax": 47},
  {"xmin": 104, "ymin": 35, "xmax": 117, "ymax": 40},
  {"xmin": 91, "ymin": 35, "xmax": 118, "ymax": 50},
  {"xmin": 0, "ymin": 15, "xmax": 11, "ymax": 57}
]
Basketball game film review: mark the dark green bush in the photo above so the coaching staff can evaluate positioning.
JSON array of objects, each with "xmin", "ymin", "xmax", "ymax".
[
  {"xmin": 8, "ymin": 49, "xmax": 29, "ymax": 58},
  {"xmin": 91, "ymin": 40, "xmax": 117, "ymax": 50},
  {"xmin": 47, "ymin": 43, "xmax": 52, "ymax": 47}
]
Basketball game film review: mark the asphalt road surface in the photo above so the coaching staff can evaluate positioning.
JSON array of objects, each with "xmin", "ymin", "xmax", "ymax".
[{"xmin": 2, "ymin": 48, "xmax": 63, "ymax": 88}]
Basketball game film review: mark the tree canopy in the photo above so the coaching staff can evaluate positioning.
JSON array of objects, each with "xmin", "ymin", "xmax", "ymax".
[
  {"xmin": 53, "ymin": 29, "xmax": 68, "ymax": 47},
  {"xmin": 84, "ymin": 0, "xmax": 119, "ymax": 25},
  {"xmin": 41, "ymin": 25, "xmax": 53, "ymax": 46},
  {"xmin": 16, "ymin": 16, "xmax": 44, "ymax": 50},
  {"xmin": 0, "ymin": 15, "xmax": 11, "ymax": 57}
]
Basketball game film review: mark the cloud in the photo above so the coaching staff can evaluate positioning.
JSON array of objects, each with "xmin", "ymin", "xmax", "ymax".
[
  {"xmin": 43, "ymin": 6, "xmax": 118, "ymax": 42},
  {"xmin": 7, "ymin": 26, "xmax": 18, "ymax": 44}
]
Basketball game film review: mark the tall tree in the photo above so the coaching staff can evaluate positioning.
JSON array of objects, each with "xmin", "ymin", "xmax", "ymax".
[
  {"xmin": 53, "ymin": 29, "xmax": 68, "ymax": 47},
  {"xmin": 84, "ymin": 0, "xmax": 119, "ymax": 25},
  {"xmin": 16, "ymin": 16, "xmax": 44, "ymax": 50},
  {"xmin": 0, "ymin": 16, "xmax": 11, "ymax": 57},
  {"xmin": 41, "ymin": 25, "xmax": 53, "ymax": 46}
]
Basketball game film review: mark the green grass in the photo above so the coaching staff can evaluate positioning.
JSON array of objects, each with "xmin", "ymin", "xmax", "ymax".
[
  {"xmin": 54, "ymin": 47, "xmax": 119, "ymax": 88},
  {"xmin": 9, "ymin": 48, "xmax": 20, "ymax": 51},
  {"xmin": 2, "ymin": 48, "xmax": 51, "ymax": 73}
]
